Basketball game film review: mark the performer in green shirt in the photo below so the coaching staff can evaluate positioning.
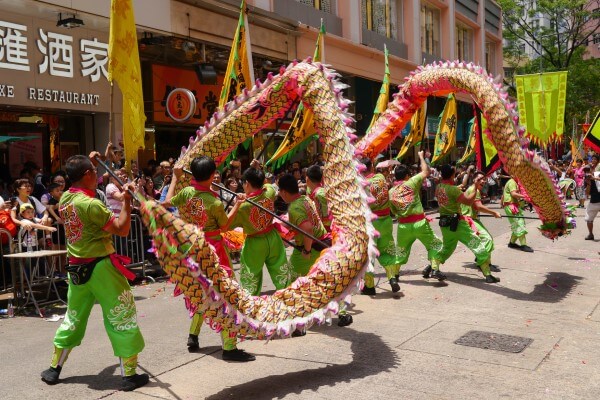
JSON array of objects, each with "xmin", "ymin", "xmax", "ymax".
[
  {"xmin": 306, "ymin": 165, "xmax": 332, "ymax": 231},
  {"xmin": 41, "ymin": 153, "xmax": 148, "ymax": 392},
  {"xmin": 164, "ymin": 156, "xmax": 255, "ymax": 362},
  {"xmin": 228, "ymin": 165, "xmax": 290, "ymax": 295},
  {"xmin": 277, "ymin": 174, "xmax": 329, "ymax": 279},
  {"xmin": 433, "ymin": 164, "xmax": 500, "ymax": 283},
  {"xmin": 460, "ymin": 170, "xmax": 502, "ymax": 271},
  {"xmin": 389, "ymin": 151, "xmax": 442, "ymax": 290},
  {"xmin": 359, "ymin": 158, "xmax": 400, "ymax": 295},
  {"xmin": 304, "ymin": 164, "xmax": 353, "ymax": 327},
  {"xmin": 502, "ymin": 177, "xmax": 533, "ymax": 252}
]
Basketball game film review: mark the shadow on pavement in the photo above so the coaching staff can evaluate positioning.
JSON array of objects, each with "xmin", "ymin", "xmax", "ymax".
[
  {"xmin": 205, "ymin": 327, "xmax": 399, "ymax": 400},
  {"xmin": 449, "ymin": 271, "xmax": 583, "ymax": 303},
  {"xmin": 59, "ymin": 364, "xmax": 121, "ymax": 391}
]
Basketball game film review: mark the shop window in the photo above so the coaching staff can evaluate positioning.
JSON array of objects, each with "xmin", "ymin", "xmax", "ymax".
[
  {"xmin": 456, "ymin": 24, "xmax": 473, "ymax": 62},
  {"xmin": 297, "ymin": 0, "xmax": 334, "ymax": 13},
  {"xmin": 361, "ymin": 0, "xmax": 399, "ymax": 40},
  {"xmin": 421, "ymin": 4, "xmax": 440, "ymax": 57}
]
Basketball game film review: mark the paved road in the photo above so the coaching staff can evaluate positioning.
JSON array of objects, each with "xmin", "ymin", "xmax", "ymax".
[{"xmin": 1, "ymin": 202, "xmax": 599, "ymax": 399}]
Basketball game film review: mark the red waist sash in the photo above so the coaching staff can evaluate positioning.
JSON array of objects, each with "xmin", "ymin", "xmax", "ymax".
[{"xmin": 397, "ymin": 213, "xmax": 426, "ymax": 224}]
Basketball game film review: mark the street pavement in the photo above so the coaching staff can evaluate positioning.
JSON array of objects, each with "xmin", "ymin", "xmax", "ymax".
[{"xmin": 1, "ymin": 202, "xmax": 600, "ymax": 399}]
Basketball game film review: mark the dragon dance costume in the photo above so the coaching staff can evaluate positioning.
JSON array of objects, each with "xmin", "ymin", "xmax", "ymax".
[
  {"xmin": 288, "ymin": 195, "xmax": 329, "ymax": 279},
  {"xmin": 44, "ymin": 187, "xmax": 145, "ymax": 385},
  {"xmin": 229, "ymin": 184, "xmax": 289, "ymax": 295},
  {"xmin": 363, "ymin": 172, "xmax": 399, "ymax": 291},
  {"xmin": 389, "ymin": 174, "xmax": 442, "ymax": 277},
  {"xmin": 460, "ymin": 185, "xmax": 496, "ymax": 266},
  {"xmin": 435, "ymin": 182, "xmax": 494, "ymax": 278},
  {"xmin": 502, "ymin": 178, "xmax": 529, "ymax": 247},
  {"xmin": 170, "ymin": 183, "xmax": 237, "ymax": 351},
  {"xmin": 308, "ymin": 185, "xmax": 332, "ymax": 231}
]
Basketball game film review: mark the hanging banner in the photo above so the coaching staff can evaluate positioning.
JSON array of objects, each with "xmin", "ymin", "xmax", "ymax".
[
  {"xmin": 108, "ymin": 0, "xmax": 146, "ymax": 168},
  {"xmin": 515, "ymin": 71, "xmax": 567, "ymax": 145}
]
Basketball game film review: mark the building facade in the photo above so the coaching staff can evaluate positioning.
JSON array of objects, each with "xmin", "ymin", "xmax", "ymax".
[{"xmin": 0, "ymin": 0, "xmax": 503, "ymax": 174}]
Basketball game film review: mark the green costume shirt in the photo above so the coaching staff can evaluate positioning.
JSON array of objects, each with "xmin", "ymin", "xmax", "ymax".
[
  {"xmin": 367, "ymin": 173, "xmax": 390, "ymax": 212},
  {"xmin": 389, "ymin": 174, "xmax": 424, "ymax": 218},
  {"xmin": 230, "ymin": 184, "xmax": 276, "ymax": 235},
  {"xmin": 435, "ymin": 182, "xmax": 462, "ymax": 215},
  {"xmin": 288, "ymin": 195, "xmax": 327, "ymax": 246},
  {"xmin": 460, "ymin": 186, "xmax": 481, "ymax": 219},
  {"xmin": 59, "ymin": 190, "xmax": 115, "ymax": 258},
  {"xmin": 308, "ymin": 186, "xmax": 331, "ymax": 229},
  {"xmin": 171, "ymin": 187, "xmax": 227, "ymax": 232},
  {"xmin": 502, "ymin": 179, "xmax": 519, "ymax": 204}
]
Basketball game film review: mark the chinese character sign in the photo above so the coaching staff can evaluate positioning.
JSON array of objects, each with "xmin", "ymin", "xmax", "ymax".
[
  {"xmin": 0, "ymin": 21, "xmax": 30, "ymax": 71},
  {"xmin": 0, "ymin": 18, "xmax": 108, "ymax": 81}
]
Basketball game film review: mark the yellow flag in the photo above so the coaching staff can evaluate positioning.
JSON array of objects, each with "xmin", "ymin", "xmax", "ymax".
[
  {"xmin": 515, "ymin": 71, "xmax": 567, "ymax": 145},
  {"xmin": 219, "ymin": 0, "xmax": 255, "ymax": 109},
  {"xmin": 108, "ymin": 0, "xmax": 145, "ymax": 170},
  {"xmin": 366, "ymin": 45, "xmax": 390, "ymax": 133},
  {"xmin": 397, "ymin": 102, "xmax": 426, "ymax": 160},
  {"xmin": 431, "ymin": 94, "xmax": 457, "ymax": 165},
  {"xmin": 265, "ymin": 21, "xmax": 325, "ymax": 168},
  {"xmin": 583, "ymin": 109, "xmax": 600, "ymax": 153},
  {"xmin": 458, "ymin": 117, "xmax": 476, "ymax": 164}
]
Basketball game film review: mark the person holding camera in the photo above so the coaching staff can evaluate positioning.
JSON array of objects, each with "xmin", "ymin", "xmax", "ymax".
[{"xmin": 585, "ymin": 154, "xmax": 600, "ymax": 240}]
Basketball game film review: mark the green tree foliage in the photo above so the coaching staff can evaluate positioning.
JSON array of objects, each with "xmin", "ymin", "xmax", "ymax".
[
  {"xmin": 499, "ymin": 0, "xmax": 599, "ymax": 69},
  {"xmin": 499, "ymin": 0, "xmax": 600, "ymax": 127}
]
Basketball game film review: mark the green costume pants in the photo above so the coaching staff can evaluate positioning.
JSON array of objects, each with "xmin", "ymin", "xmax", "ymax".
[
  {"xmin": 438, "ymin": 220, "xmax": 491, "ymax": 266},
  {"xmin": 239, "ymin": 229, "xmax": 290, "ymax": 295},
  {"xmin": 473, "ymin": 219, "xmax": 494, "ymax": 255},
  {"xmin": 189, "ymin": 312, "xmax": 237, "ymax": 350},
  {"xmin": 396, "ymin": 219, "xmax": 443, "ymax": 266},
  {"xmin": 290, "ymin": 248, "xmax": 320, "ymax": 279},
  {"xmin": 53, "ymin": 258, "xmax": 145, "ymax": 358},
  {"xmin": 504, "ymin": 205, "xmax": 528, "ymax": 242},
  {"xmin": 364, "ymin": 215, "xmax": 399, "ymax": 288}
]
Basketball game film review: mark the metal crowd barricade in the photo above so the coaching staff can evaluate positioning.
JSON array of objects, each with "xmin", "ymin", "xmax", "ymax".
[
  {"xmin": 112, "ymin": 214, "xmax": 154, "ymax": 282},
  {"xmin": 0, "ymin": 227, "xmax": 15, "ymax": 294}
]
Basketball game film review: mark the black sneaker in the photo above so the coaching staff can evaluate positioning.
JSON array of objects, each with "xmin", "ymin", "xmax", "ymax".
[
  {"xmin": 520, "ymin": 245, "xmax": 534, "ymax": 253},
  {"xmin": 361, "ymin": 286, "xmax": 376, "ymax": 296},
  {"xmin": 431, "ymin": 270, "xmax": 447, "ymax": 281},
  {"xmin": 508, "ymin": 242, "xmax": 521, "ymax": 249},
  {"xmin": 422, "ymin": 265, "xmax": 432, "ymax": 279},
  {"xmin": 485, "ymin": 275, "xmax": 501, "ymax": 283},
  {"xmin": 222, "ymin": 348, "xmax": 256, "ymax": 362},
  {"xmin": 41, "ymin": 366, "xmax": 61, "ymax": 385},
  {"xmin": 585, "ymin": 234, "xmax": 595, "ymax": 240},
  {"xmin": 291, "ymin": 329, "xmax": 307, "ymax": 337},
  {"xmin": 389, "ymin": 277, "xmax": 400, "ymax": 293},
  {"xmin": 187, "ymin": 334, "xmax": 199, "ymax": 350},
  {"xmin": 490, "ymin": 264, "xmax": 501, "ymax": 273},
  {"xmin": 338, "ymin": 314, "xmax": 353, "ymax": 327},
  {"xmin": 121, "ymin": 373, "xmax": 149, "ymax": 392}
]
